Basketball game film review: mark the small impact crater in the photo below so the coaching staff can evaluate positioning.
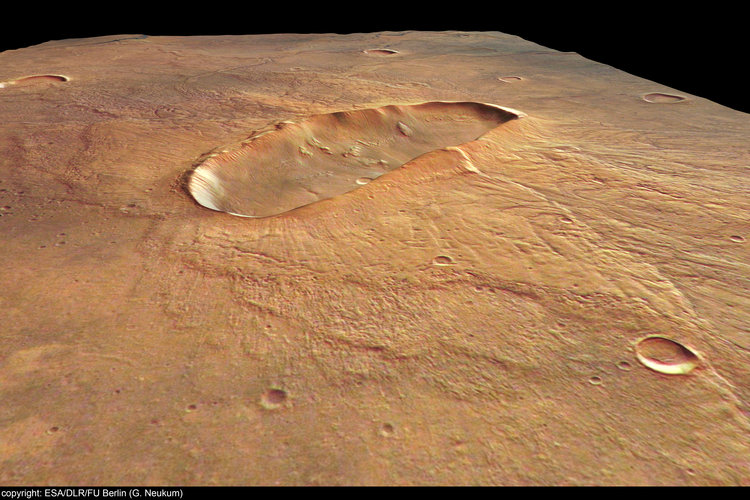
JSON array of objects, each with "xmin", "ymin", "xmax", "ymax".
[
  {"xmin": 635, "ymin": 336, "xmax": 700, "ymax": 375},
  {"xmin": 433, "ymin": 255, "xmax": 454, "ymax": 266},
  {"xmin": 642, "ymin": 92, "xmax": 687, "ymax": 103},
  {"xmin": 260, "ymin": 388, "xmax": 288, "ymax": 410},
  {"xmin": 363, "ymin": 48, "xmax": 399, "ymax": 56},
  {"xmin": 380, "ymin": 422, "xmax": 395, "ymax": 437},
  {"xmin": 0, "ymin": 75, "xmax": 68, "ymax": 88},
  {"xmin": 188, "ymin": 101, "xmax": 522, "ymax": 217},
  {"xmin": 616, "ymin": 360, "xmax": 632, "ymax": 371}
]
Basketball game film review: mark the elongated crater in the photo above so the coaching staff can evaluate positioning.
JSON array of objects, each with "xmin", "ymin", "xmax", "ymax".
[
  {"xmin": 188, "ymin": 101, "xmax": 523, "ymax": 218},
  {"xmin": 635, "ymin": 336, "xmax": 700, "ymax": 375},
  {"xmin": 0, "ymin": 74, "xmax": 69, "ymax": 88}
]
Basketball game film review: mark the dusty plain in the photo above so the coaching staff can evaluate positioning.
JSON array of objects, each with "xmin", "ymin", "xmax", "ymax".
[{"xmin": 0, "ymin": 31, "xmax": 748, "ymax": 485}]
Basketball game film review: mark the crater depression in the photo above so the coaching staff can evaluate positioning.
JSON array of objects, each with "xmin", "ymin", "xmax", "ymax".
[{"xmin": 187, "ymin": 101, "xmax": 522, "ymax": 218}]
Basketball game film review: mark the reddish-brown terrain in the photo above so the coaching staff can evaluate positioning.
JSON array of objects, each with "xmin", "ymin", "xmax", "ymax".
[{"xmin": 0, "ymin": 31, "xmax": 748, "ymax": 485}]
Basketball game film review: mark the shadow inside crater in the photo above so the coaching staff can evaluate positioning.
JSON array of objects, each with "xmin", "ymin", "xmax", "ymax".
[{"xmin": 187, "ymin": 101, "xmax": 523, "ymax": 218}]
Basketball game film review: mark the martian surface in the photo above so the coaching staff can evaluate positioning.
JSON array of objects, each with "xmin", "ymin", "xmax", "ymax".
[{"xmin": 0, "ymin": 31, "xmax": 748, "ymax": 486}]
